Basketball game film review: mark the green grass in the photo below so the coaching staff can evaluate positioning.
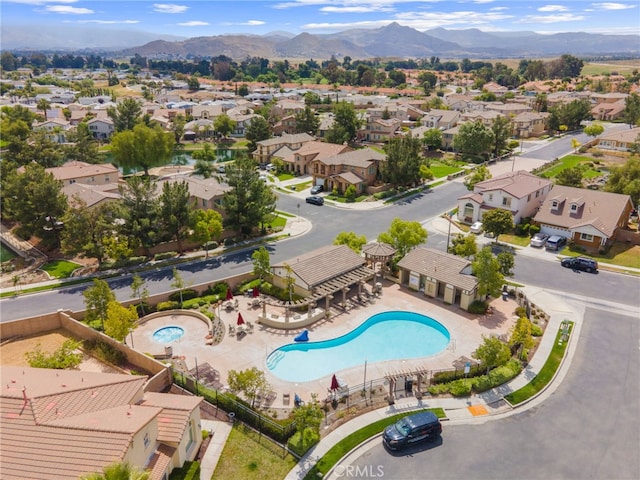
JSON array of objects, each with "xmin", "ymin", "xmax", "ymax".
[
  {"xmin": 288, "ymin": 181, "xmax": 312, "ymax": 191},
  {"xmin": 499, "ymin": 233, "xmax": 532, "ymax": 247},
  {"xmin": 276, "ymin": 172, "xmax": 295, "ymax": 181},
  {"xmin": 264, "ymin": 214, "xmax": 287, "ymax": 229},
  {"xmin": 430, "ymin": 163, "xmax": 463, "ymax": 179},
  {"xmin": 505, "ymin": 322, "xmax": 573, "ymax": 405},
  {"xmin": 539, "ymin": 155, "xmax": 604, "ymax": 179},
  {"xmin": 41, "ymin": 260, "xmax": 81, "ymax": 279},
  {"xmin": 304, "ymin": 408, "xmax": 445, "ymax": 479},
  {"xmin": 563, "ymin": 243, "xmax": 640, "ymax": 269},
  {"xmin": 212, "ymin": 424, "xmax": 297, "ymax": 480}
]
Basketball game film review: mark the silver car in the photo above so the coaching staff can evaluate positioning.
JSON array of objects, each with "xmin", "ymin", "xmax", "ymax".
[{"xmin": 530, "ymin": 232, "xmax": 549, "ymax": 248}]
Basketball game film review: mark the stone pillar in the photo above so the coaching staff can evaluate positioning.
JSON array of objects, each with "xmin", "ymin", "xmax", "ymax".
[
  {"xmin": 388, "ymin": 378, "xmax": 396, "ymax": 404},
  {"xmin": 325, "ymin": 295, "xmax": 333, "ymax": 317},
  {"xmin": 342, "ymin": 287, "xmax": 348, "ymax": 306},
  {"xmin": 357, "ymin": 281, "xmax": 363, "ymax": 297},
  {"xmin": 415, "ymin": 373, "xmax": 422, "ymax": 399}
]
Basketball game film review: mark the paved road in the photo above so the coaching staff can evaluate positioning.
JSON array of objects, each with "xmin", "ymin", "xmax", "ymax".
[{"xmin": 345, "ymin": 306, "xmax": 640, "ymax": 480}]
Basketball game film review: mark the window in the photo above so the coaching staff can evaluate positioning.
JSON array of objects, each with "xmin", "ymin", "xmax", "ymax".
[
  {"xmin": 502, "ymin": 197, "xmax": 512, "ymax": 207},
  {"xmin": 580, "ymin": 233, "xmax": 594, "ymax": 241},
  {"xmin": 551, "ymin": 200, "xmax": 558, "ymax": 208},
  {"xmin": 570, "ymin": 204, "xmax": 578, "ymax": 212},
  {"xmin": 527, "ymin": 194, "xmax": 531, "ymax": 202},
  {"xmin": 488, "ymin": 194, "xmax": 493, "ymax": 201},
  {"xmin": 144, "ymin": 432, "xmax": 150, "ymax": 448}
]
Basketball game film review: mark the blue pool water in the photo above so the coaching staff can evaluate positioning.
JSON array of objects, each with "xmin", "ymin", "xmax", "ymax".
[
  {"xmin": 266, "ymin": 311, "xmax": 450, "ymax": 382},
  {"xmin": 152, "ymin": 326, "xmax": 185, "ymax": 343}
]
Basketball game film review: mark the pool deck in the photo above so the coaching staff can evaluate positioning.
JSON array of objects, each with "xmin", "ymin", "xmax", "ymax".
[{"xmin": 131, "ymin": 280, "xmax": 519, "ymax": 410}]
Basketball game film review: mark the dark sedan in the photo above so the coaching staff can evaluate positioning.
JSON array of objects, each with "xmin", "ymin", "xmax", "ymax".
[{"xmin": 305, "ymin": 195, "xmax": 324, "ymax": 206}]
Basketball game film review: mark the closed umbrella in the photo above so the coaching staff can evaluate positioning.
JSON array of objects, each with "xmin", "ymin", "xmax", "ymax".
[
  {"xmin": 252, "ymin": 286, "xmax": 260, "ymax": 298},
  {"xmin": 330, "ymin": 374, "xmax": 340, "ymax": 391},
  {"xmin": 237, "ymin": 312, "xmax": 245, "ymax": 326},
  {"xmin": 226, "ymin": 289, "xmax": 233, "ymax": 301}
]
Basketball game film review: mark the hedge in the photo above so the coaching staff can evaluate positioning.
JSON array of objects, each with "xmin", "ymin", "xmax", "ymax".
[
  {"xmin": 427, "ymin": 359, "xmax": 522, "ymax": 396},
  {"xmin": 169, "ymin": 288, "xmax": 198, "ymax": 302},
  {"xmin": 168, "ymin": 461, "xmax": 200, "ymax": 480}
]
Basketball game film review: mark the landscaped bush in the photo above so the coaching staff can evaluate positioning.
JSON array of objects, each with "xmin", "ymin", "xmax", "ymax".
[
  {"xmin": 515, "ymin": 306, "xmax": 527, "ymax": 318},
  {"xmin": 112, "ymin": 256, "xmax": 147, "ymax": 268},
  {"xmin": 202, "ymin": 282, "xmax": 228, "ymax": 297},
  {"xmin": 168, "ymin": 461, "xmax": 200, "ymax": 480},
  {"xmin": 84, "ymin": 339, "xmax": 126, "ymax": 366},
  {"xmin": 432, "ymin": 364, "xmax": 484, "ymax": 384},
  {"xmin": 531, "ymin": 324, "xmax": 543, "ymax": 336},
  {"xmin": 203, "ymin": 241, "xmax": 218, "ymax": 250},
  {"xmin": 157, "ymin": 300, "xmax": 180, "ymax": 311},
  {"xmin": 428, "ymin": 359, "xmax": 522, "ymax": 396},
  {"xmin": 529, "ymin": 224, "xmax": 541, "ymax": 235},
  {"xmin": 182, "ymin": 297, "xmax": 207, "ymax": 309},
  {"xmin": 169, "ymin": 289, "xmax": 198, "ymax": 302},
  {"xmin": 287, "ymin": 429, "xmax": 320, "ymax": 457},
  {"xmin": 468, "ymin": 300, "xmax": 489, "ymax": 314},
  {"xmin": 154, "ymin": 251, "xmax": 177, "ymax": 261}
]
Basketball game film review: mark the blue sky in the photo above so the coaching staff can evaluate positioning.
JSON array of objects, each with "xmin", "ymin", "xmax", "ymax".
[{"xmin": 1, "ymin": 0, "xmax": 639, "ymax": 37}]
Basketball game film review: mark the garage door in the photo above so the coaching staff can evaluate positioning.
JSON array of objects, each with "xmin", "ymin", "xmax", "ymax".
[{"xmin": 540, "ymin": 225, "xmax": 571, "ymax": 237}]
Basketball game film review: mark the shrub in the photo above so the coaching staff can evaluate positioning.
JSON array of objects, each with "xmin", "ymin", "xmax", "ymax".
[
  {"xmin": 84, "ymin": 339, "xmax": 126, "ymax": 366},
  {"xmin": 449, "ymin": 379, "xmax": 473, "ymax": 396},
  {"xmin": 531, "ymin": 324, "xmax": 543, "ymax": 336},
  {"xmin": 468, "ymin": 300, "xmax": 488, "ymax": 314},
  {"xmin": 154, "ymin": 251, "xmax": 176, "ymax": 261},
  {"xmin": 223, "ymin": 237, "xmax": 235, "ymax": 247},
  {"xmin": 515, "ymin": 306, "xmax": 527, "ymax": 318},
  {"xmin": 203, "ymin": 241, "xmax": 218, "ymax": 250},
  {"xmin": 203, "ymin": 282, "xmax": 228, "ymax": 297},
  {"xmin": 169, "ymin": 288, "xmax": 198, "ymax": 302},
  {"xmin": 169, "ymin": 461, "xmax": 200, "ymax": 480},
  {"xmin": 182, "ymin": 297, "xmax": 207, "ymax": 309},
  {"xmin": 529, "ymin": 224, "xmax": 541, "ymax": 235},
  {"xmin": 157, "ymin": 300, "xmax": 180, "ymax": 311},
  {"xmin": 25, "ymin": 339, "xmax": 83, "ymax": 369}
]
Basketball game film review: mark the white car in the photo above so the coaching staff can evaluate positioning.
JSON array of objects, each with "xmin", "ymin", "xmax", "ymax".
[{"xmin": 470, "ymin": 221, "xmax": 483, "ymax": 234}]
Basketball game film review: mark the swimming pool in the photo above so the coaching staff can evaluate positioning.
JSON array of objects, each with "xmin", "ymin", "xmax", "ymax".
[
  {"xmin": 152, "ymin": 326, "xmax": 185, "ymax": 343},
  {"xmin": 266, "ymin": 311, "xmax": 450, "ymax": 382}
]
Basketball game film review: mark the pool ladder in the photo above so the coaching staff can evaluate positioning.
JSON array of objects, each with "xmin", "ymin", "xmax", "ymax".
[{"xmin": 266, "ymin": 350, "xmax": 285, "ymax": 369}]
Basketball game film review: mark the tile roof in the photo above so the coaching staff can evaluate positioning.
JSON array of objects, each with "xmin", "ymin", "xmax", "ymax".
[
  {"xmin": 397, "ymin": 247, "xmax": 478, "ymax": 292},
  {"xmin": 318, "ymin": 148, "xmax": 385, "ymax": 168},
  {"xmin": 257, "ymin": 132, "xmax": 314, "ymax": 147},
  {"xmin": 533, "ymin": 185, "xmax": 633, "ymax": 237},
  {"xmin": 63, "ymin": 183, "xmax": 121, "ymax": 208},
  {"xmin": 47, "ymin": 161, "xmax": 119, "ymax": 181},
  {"xmin": 273, "ymin": 244, "xmax": 367, "ymax": 289},
  {"xmin": 472, "ymin": 170, "xmax": 552, "ymax": 199}
]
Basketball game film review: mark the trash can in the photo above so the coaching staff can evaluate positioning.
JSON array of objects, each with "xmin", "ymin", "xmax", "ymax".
[{"xmin": 502, "ymin": 291, "xmax": 508, "ymax": 301}]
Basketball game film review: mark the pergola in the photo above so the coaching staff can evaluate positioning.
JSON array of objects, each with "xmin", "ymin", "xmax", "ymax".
[{"xmin": 362, "ymin": 242, "xmax": 396, "ymax": 289}]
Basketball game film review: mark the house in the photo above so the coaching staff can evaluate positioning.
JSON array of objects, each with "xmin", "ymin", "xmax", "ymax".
[
  {"xmin": 252, "ymin": 133, "xmax": 315, "ymax": 163},
  {"xmin": 46, "ymin": 161, "xmax": 120, "ymax": 186},
  {"xmin": 485, "ymin": 102, "xmax": 532, "ymax": 116},
  {"xmin": 591, "ymin": 99, "xmax": 626, "ymax": 121},
  {"xmin": 532, "ymin": 185, "xmax": 634, "ymax": 250},
  {"xmin": 158, "ymin": 176, "xmax": 230, "ymax": 212},
  {"xmin": 0, "ymin": 366, "xmax": 203, "ymax": 480},
  {"xmin": 191, "ymin": 103, "xmax": 226, "ymax": 120},
  {"xmin": 512, "ymin": 111, "xmax": 550, "ymax": 138},
  {"xmin": 63, "ymin": 182, "xmax": 121, "ymax": 209},
  {"xmin": 441, "ymin": 125, "xmax": 461, "ymax": 150},
  {"xmin": 595, "ymin": 127, "xmax": 640, "ymax": 151},
  {"xmin": 32, "ymin": 117, "xmax": 71, "ymax": 143},
  {"xmin": 420, "ymin": 109, "xmax": 460, "ymax": 130},
  {"xmin": 270, "ymin": 244, "xmax": 373, "ymax": 299},
  {"xmin": 482, "ymin": 82, "xmax": 509, "ymax": 97},
  {"xmin": 457, "ymin": 170, "xmax": 553, "ymax": 224},
  {"xmin": 310, "ymin": 147, "xmax": 386, "ymax": 195},
  {"xmin": 359, "ymin": 117, "xmax": 402, "ymax": 142},
  {"xmin": 459, "ymin": 110, "xmax": 504, "ymax": 127},
  {"xmin": 272, "ymin": 114, "xmax": 298, "ymax": 135},
  {"xmin": 397, "ymin": 247, "xmax": 479, "ymax": 310},
  {"xmin": 87, "ymin": 116, "xmax": 115, "ymax": 140},
  {"xmin": 281, "ymin": 140, "xmax": 350, "ymax": 175}
]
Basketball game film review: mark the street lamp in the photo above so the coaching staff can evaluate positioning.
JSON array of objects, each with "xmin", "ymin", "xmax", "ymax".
[{"xmin": 446, "ymin": 213, "xmax": 452, "ymax": 253}]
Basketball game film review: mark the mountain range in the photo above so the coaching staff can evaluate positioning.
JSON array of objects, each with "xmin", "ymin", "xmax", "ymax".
[{"xmin": 2, "ymin": 23, "xmax": 638, "ymax": 59}]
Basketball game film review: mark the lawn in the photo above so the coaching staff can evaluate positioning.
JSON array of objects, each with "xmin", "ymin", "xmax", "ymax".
[
  {"xmin": 41, "ymin": 260, "xmax": 81, "ymax": 279},
  {"xmin": 212, "ymin": 424, "xmax": 297, "ymax": 480},
  {"xmin": 429, "ymin": 162, "xmax": 463, "ymax": 179},
  {"xmin": 499, "ymin": 233, "xmax": 533, "ymax": 247},
  {"xmin": 539, "ymin": 155, "xmax": 604, "ymax": 179},
  {"xmin": 276, "ymin": 172, "xmax": 295, "ymax": 181},
  {"xmin": 564, "ymin": 243, "xmax": 640, "ymax": 270}
]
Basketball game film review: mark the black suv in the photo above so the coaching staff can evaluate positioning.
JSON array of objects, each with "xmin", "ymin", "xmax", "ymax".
[
  {"xmin": 561, "ymin": 256, "xmax": 598, "ymax": 273},
  {"xmin": 383, "ymin": 411, "xmax": 442, "ymax": 451},
  {"xmin": 305, "ymin": 195, "xmax": 324, "ymax": 206},
  {"xmin": 310, "ymin": 185, "xmax": 324, "ymax": 195}
]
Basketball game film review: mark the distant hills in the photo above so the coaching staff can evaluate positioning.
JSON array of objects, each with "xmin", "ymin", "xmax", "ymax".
[{"xmin": 2, "ymin": 22, "xmax": 638, "ymax": 59}]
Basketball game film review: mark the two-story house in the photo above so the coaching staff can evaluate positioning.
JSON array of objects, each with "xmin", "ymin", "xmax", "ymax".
[
  {"xmin": 310, "ymin": 147, "xmax": 385, "ymax": 194},
  {"xmin": 420, "ymin": 109, "xmax": 461, "ymax": 131},
  {"xmin": 252, "ymin": 133, "xmax": 315, "ymax": 164},
  {"xmin": 359, "ymin": 117, "xmax": 402, "ymax": 142},
  {"xmin": 282, "ymin": 141, "xmax": 350, "ymax": 175},
  {"xmin": 512, "ymin": 111, "xmax": 550, "ymax": 138},
  {"xmin": 86, "ymin": 116, "xmax": 115, "ymax": 140},
  {"xmin": 32, "ymin": 117, "xmax": 71, "ymax": 143},
  {"xmin": 46, "ymin": 160, "xmax": 120, "ymax": 187},
  {"xmin": 457, "ymin": 170, "xmax": 553, "ymax": 224},
  {"xmin": 533, "ymin": 185, "xmax": 634, "ymax": 250}
]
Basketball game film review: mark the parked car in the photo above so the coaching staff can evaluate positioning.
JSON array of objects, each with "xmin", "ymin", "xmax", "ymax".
[
  {"xmin": 310, "ymin": 185, "xmax": 324, "ymax": 195},
  {"xmin": 266, "ymin": 163, "xmax": 276, "ymax": 172},
  {"xmin": 470, "ymin": 221, "xmax": 483, "ymax": 234},
  {"xmin": 561, "ymin": 256, "xmax": 598, "ymax": 273},
  {"xmin": 217, "ymin": 165, "xmax": 225, "ymax": 173},
  {"xmin": 383, "ymin": 411, "xmax": 442, "ymax": 451},
  {"xmin": 530, "ymin": 233, "xmax": 550, "ymax": 248},
  {"xmin": 305, "ymin": 195, "xmax": 324, "ymax": 206},
  {"xmin": 545, "ymin": 235, "xmax": 567, "ymax": 251}
]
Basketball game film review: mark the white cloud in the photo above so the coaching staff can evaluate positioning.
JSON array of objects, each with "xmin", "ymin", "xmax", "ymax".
[
  {"xmin": 592, "ymin": 2, "xmax": 636, "ymax": 10},
  {"xmin": 78, "ymin": 19, "xmax": 140, "ymax": 25},
  {"xmin": 490, "ymin": 7, "xmax": 509, "ymax": 12},
  {"xmin": 274, "ymin": 0, "xmax": 439, "ymax": 10},
  {"xmin": 320, "ymin": 5, "xmax": 395, "ymax": 13},
  {"xmin": 3, "ymin": 0, "xmax": 76, "ymax": 4},
  {"xmin": 153, "ymin": 3, "xmax": 189, "ymax": 14},
  {"xmin": 517, "ymin": 13, "xmax": 585, "ymax": 24},
  {"xmin": 538, "ymin": 5, "xmax": 569, "ymax": 12},
  {"xmin": 221, "ymin": 20, "xmax": 267, "ymax": 26},
  {"xmin": 44, "ymin": 5, "xmax": 93, "ymax": 14},
  {"xmin": 177, "ymin": 21, "xmax": 208, "ymax": 26},
  {"xmin": 472, "ymin": 0, "xmax": 495, "ymax": 4}
]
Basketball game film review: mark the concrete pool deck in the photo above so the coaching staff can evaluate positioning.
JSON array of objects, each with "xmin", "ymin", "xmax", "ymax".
[{"xmin": 131, "ymin": 280, "xmax": 521, "ymax": 410}]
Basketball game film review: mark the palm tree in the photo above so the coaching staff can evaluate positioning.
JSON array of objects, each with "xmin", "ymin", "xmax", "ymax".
[
  {"xmin": 37, "ymin": 98, "xmax": 51, "ymax": 120},
  {"xmin": 80, "ymin": 461, "xmax": 150, "ymax": 480}
]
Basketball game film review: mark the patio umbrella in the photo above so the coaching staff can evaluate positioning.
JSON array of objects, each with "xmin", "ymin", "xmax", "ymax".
[
  {"xmin": 237, "ymin": 312, "xmax": 245, "ymax": 326},
  {"xmin": 252, "ymin": 286, "xmax": 260, "ymax": 298},
  {"xmin": 225, "ymin": 289, "xmax": 233, "ymax": 301},
  {"xmin": 330, "ymin": 374, "xmax": 340, "ymax": 391}
]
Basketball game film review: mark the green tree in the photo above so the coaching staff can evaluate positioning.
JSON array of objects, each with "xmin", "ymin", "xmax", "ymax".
[
  {"xmin": 464, "ymin": 164, "xmax": 492, "ymax": 191},
  {"xmin": 80, "ymin": 461, "xmax": 150, "ymax": 480},
  {"xmin": 245, "ymin": 115, "xmax": 271, "ymax": 152},
  {"xmin": 382, "ymin": 135, "xmax": 422, "ymax": 188},
  {"xmin": 104, "ymin": 301, "xmax": 138, "ymax": 342},
  {"xmin": 170, "ymin": 114, "xmax": 186, "ymax": 144},
  {"xmin": 223, "ymin": 154, "xmax": 277, "ymax": 235},
  {"xmin": 227, "ymin": 367, "xmax": 271, "ymax": 407},
  {"xmin": 117, "ymin": 176, "xmax": 161, "ymax": 255},
  {"xmin": 453, "ymin": 121, "xmax": 495, "ymax": 162},
  {"xmin": 294, "ymin": 104, "xmax": 320, "ymax": 135},
  {"xmin": 130, "ymin": 274, "xmax": 149, "ymax": 316},
  {"xmin": 325, "ymin": 101, "xmax": 361, "ymax": 145},
  {"xmin": 25, "ymin": 339, "xmax": 83, "ymax": 369},
  {"xmin": 102, "ymin": 236, "xmax": 133, "ymax": 263},
  {"xmin": 491, "ymin": 115, "xmax": 513, "ymax": 158},
  {"xmin": 214, "ymin": 113, "xmax": 236, "ymax": 138},
  {"xmin": 496, "ymin": 251, "xmax": 515, "ymax": 276},
  {"xmin": 448, "ymin": 233, "xmax": 477, "ymax": 259},
  {"xmin": 187, "ymin": 76, "xmax": 200, "ymax": 91},
  {"xmin": 171, "ymin": 267, "xmax": 189, "ymax": 307},
  {"xmin": 481, "ymin": 208, "xmax": 514, "ymax": 243},
  {"xmin": 291, "ymin": 394, "xmax": 324, "ymax": 449},
  {"xmin": 377, "ymin": 217, "xmax": 428, "ymax": 261},
  {"xmin": 333, "ymin": 231, "xmax": 367, "ymax": 253},
  {"xmin": 191, "ymin": 209, "xmax": 224, "ymax": 257},
  {"xmin": 555, "ymin": 166, "xmax": 584, "ymax": 187},
  {"xmin": 509, "ymin": 316, "xmax": 535, "ymax": 360},
  {"xmin": 548, "ymin": 99, "xmax": 591, "ymax": 132},
  {"xmin": 83, "ymin": 278, "xmax": 116, "ymax": 330},
  {"xmin": 583, "ymin": 123, "xmax": 604, "ymax": 138},
  {"xmin": 604, "ymin": 156, "xmax": 640, "ymax": 206},
  {"xmin": 24, "ymin": 129, "xmax": 65, "ymax": 168},
  {"xmin": 107, "ymin": 97, "xmax": 143, "ymax": 132},
  {"xmin": 110, "ymin": 123, "xmax": 174, "ymax": 176},
  {"xmin": 419, "ymin": 164, "xmax": 434, "ymax": 183},
  {"xmin": 36, "ymin": 97, "xmax": 51, "ymax": 120},
  {"xmin": 251, "ymin": 246, "xmax": 271, "ymax": 282},
  {"xmin": 622, "ymin": 93, "xmax": 640, "ymax": 128},
  {"xmin": 283, "ymin": 263, "xmax": 296, "ymax": 302},
  {"xmin": 61, "ymin": 199, "xmax": 116, "ymax": 265},
  {"xmin": 472, "ymin": 336, "xmax": 511, "ymax": 374},
  {"xmin": 344, "ymin": 184, "xmax": 357, "ymax": 201},
  {"xmin": 422, "ymin": 128, "xmax": 442, "ymax": 151},
  {"xmin": 472, "ymin": 246, "xmax": 505, "ymax": 298},
  {"xmin": 65, "ymin": 122, "xmax": 100, "ymax": 163},
  {"xmin": 571, "ymin": 138, "xmax": 581, "ymax": 153},
  {"xmin": 193, "ymin": 159, "xmax": 214, "ymax": 178},
  {"xmin": 160, "ymin": 180, "xmax": 194, "ymax": 254},
  {"xmin": 2, "ymin": 163, "xmax": 68, "ymax": 247}
]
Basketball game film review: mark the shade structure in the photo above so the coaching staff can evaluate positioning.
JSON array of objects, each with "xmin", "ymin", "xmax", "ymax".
[
  {"xmin": 237, "ymin": 313, "xmax": 245, "ymax": 326},
  {"xmin": 330, "ymin": 374, "xmax": 340, "ymax": 391},
  {"xmin": 252, "ymin": 286, "xmax": 260, "ymax": 298},
  {"xmin": 294, "ymin": 329, "xmax": 308, "ymax": 342},
  {"xmin": 226, "ymin": 289, "xmax": 233, "ymax": 301}
]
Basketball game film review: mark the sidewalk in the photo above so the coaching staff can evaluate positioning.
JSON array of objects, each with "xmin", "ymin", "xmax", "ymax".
[{"xmin": 285, "ymin": 284, "xmax": 585, "ymax": 480}]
